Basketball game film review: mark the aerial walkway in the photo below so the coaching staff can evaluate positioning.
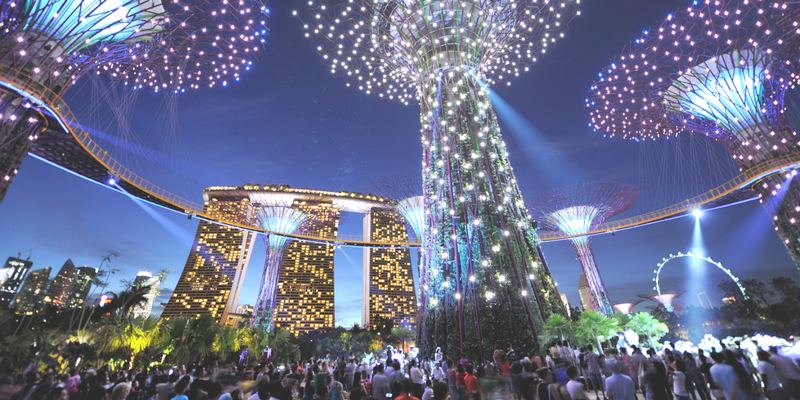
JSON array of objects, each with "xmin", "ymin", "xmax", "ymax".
[{"xmin": 2, "ymin": 68, "xmax": 798, "ymax": 247}]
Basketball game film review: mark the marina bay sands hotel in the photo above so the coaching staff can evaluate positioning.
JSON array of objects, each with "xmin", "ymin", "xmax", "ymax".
[{"xmin": 161, "ymin": 184, "xmax": 417, "ymax": 334}]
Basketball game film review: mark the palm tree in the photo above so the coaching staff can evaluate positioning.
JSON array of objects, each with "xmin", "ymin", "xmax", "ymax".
[
  {"xmin": 544, "ymin": 314, "xmax": 574, "ymax": 343},
  {"xmin": 391, "ymin": 327, "xmax": 415, "ymax": 353},
  {"xmin": 96, "ymin": 314, "xmax": 161, "ymax": 365},
  {"xmin": 626, "ymin": 312, "xmax": 669, "ymax": 350},
  {"xmin": 241, "ymin": 325, "xmax": 269, "ymax": 364},
  {"xmin": 575, "ymin": 311, "xmax": 621, "ymax": 354},
  {"xmin": 268, "ymin": 328, "xmax": 298, "ymax": 363},
  {"xmin": 161, "ymin": 315, "xmax": 218, "ymax": 366},
  {"xmin": 214, "ymin": 325, "xmax": 243, "ymax": 361}
]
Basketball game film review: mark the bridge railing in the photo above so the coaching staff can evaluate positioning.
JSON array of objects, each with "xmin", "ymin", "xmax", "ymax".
[{"xmin": 4, "ymin": 67, "xmax": 798, "ymax": 246}]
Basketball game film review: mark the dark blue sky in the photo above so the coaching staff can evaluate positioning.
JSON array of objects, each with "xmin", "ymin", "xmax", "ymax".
[{"xmin": 0, "ymin": 0, "xmax": 797, "ymax": 326}]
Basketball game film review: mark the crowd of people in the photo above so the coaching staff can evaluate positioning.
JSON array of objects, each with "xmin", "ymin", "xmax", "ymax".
[{"xmin": 2, "ymin": 341, "xmax": 799, "ymax": 400}]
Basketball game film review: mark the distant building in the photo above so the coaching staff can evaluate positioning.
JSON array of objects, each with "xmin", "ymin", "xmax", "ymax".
[
  {"xmin": 0, "ymin": 257, "xmax": 33, "ymax": 307},
  {"xmin": 132, "ymin": 271, "xmax": 161, "ymax": 318},
  {"xmin": 47, "ymin": 260, "xmax": 96, "ymax": 308},
  {"xmin": 14, "ymin": 267, "xmax": 52, "ymax": 314},
  {"xmin": 722, "ymin": 296, "xmax": 736, "ymax": 305},
  {"xmin": 578, "ymin": 274, "xmax": 592, "ymax": 311},
  {"xmin": 362, "ymin": 208, "xmax": 417, "ymax": 330},
  {"xmin": 274, "ymin": 199, "xmax": 338, "ymax": 335},
  {"xmin": 161, "ymin": 193, "xmax": 259, "ymax": 324},
  {"xmin": 560, "ymin": 292, "xmax": 571, "ymax": 318}
]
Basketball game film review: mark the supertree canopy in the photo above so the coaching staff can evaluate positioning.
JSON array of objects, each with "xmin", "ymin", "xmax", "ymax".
[
  {"xmin": 638, "ymin": 290, "xmax": 686, "ymax": 314},
  {"xmin": 252, "ymin": 206, "xmax": 309, "ymax": 330},
  {"xmin": 0, "ymin": 0, "xmax": 268, "ymax": 202},
  {"xmin": 585, "ymin": 0, "xmax": 800, "ymax": 271},
  {"xmin": 527, "ymin": 182, "xmax": 639, "ymax": 316},
  {"xmin": 613, "ymin": 299, "xmax": 643, "ymax": 315},
  {"xmin": 300, "ymin": 0, "xmax": 581, "ymax": 359}
]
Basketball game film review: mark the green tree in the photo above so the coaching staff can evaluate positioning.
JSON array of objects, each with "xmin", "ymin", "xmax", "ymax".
[
  {"xmin": 575, "ymin": 311, "xmax": 620, "ymax": 353},
  {"xmin": 268, "ymin": 328, "xmax": 298, "ymax": 363},
  {"xmin": 391, "ymin": 327, "xmax": 415, "ymax": 353},
  {"xmin": 543, "ymin": 314, "xmax": 573, "ymax": 344},
  {"xmin": 96, "ymin": 314, "xmax": 161, "ymax": 365},
  {"xmin": 161, "ymin": 315, "xmax": 218, "ymax": 366},
  {"xmin": 626, "ymin": 312, "xmax": 668, "ymax": 350},
  {"xmin": 214, "ymin": 325, "xmax": 243, "ymax": 362}
]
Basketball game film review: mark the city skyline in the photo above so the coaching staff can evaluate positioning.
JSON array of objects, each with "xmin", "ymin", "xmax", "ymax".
[{"xmin": 0, "ymin": 0, "xmax": 798, "ymax": 328}]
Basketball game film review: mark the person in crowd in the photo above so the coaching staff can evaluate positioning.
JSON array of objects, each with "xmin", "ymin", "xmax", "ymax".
[
  {"xmin": 372, "ymin": 363, "xmax": 390, "ymax": 400},
  {"xmin": 410, "ymin": 361, "xmax": 424, "ymax": 399},
  {"xmin": 641, "ymin": 359, "xmax": 669, "ymax": 400},
  {"xmin": 48, "ymin": 387, "xmax": 69, "ymax": 400},
  {"xmin": 350, "ymin": 372, "xmax": 367, "ymax": 400},
  {"xmin": 302, "ymin": 370, "xmax": 315, "ymax": 400},
  {"xmin": 536, "ymin": 367, "xmax": 562, "ymax": 400},
  {"xmin": 456, "ymin": 364, "xmax": 466, "ymax": 388},
  {"xmin": 432, "ymin": 382, "xmax": 448, "ymax": 400},
  {"xmin": 671, "ymin": 359, "xmax": 689, "ymax": 400},
  {"xmin": 431, "ymin": 364, "xmax": 444, "ymax": 384},
  {"xmin": 756, "ymin": 351, "xmax": 786, "ymax": 400},
  {"xmin": 723, "ymin": 350, "xmax": 757, "ymax": 400},
  {"xmin": 631, "ymin": 347, "xmax": 646, "ymax": 393},
  {"xmin": 421, "ymin": 380, "xmax": 434, "ymax": 400},
  {"xmin": 566, "ymin": 366, "xmax": 588, "ymax": 400},
  {"xmin": 684, "ymin": 353, "xmax": 709, "ymax": 400},
  {"xmin": 464, "ymin": 364, "xmax": 480, "ymax": 400},
  {"xmin": 329, "ymin": 379, "xmax": 344, "ymax": 400},
  {"xmin": 171, "ymin": 379, "xmax": 190, "ymax": 400},
  {"xmin": 345, "ymin": 360, "xmax": 355, "ymax": 389},
  {"xmin": 395, "ymin": 380, "xmax": 421, "ymax": 400},
  {"xmin": 709, "ymin": 352, "xmax": 746, "ymax": 400},
  {"xmin": 446, "ymin": 360, "xmax": 458, "ymax": 400},
  {"xmin": 476, "ymin": 366, "xmax": 493, "ymax": 400},
  {"xmin": 768, "ymin": 347, "xmax": 800, "ymax": 400},
  {"xmin": 606, "ymin": 358, "xmax": 636, "ymax": 400},
  {"xmin": 585, "ymin": 345, "xmax": 607, "ymax": 400}
]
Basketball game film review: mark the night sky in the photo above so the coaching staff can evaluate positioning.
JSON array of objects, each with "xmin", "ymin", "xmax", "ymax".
[{"xmin": 0, "ymin": 0, "xmax": 797, "ymax": 326}]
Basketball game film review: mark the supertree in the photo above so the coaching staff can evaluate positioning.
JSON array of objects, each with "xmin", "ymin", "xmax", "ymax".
[
  {"xmin": 527, "ymin": 182, "xmax": 639, "ymax": 316},
  {"xmin": 299, "ymin": 0, "xmax": 581, "ymax": 360},
  {"xmin": 252, "ymin": 206, "xmax": 310, "ymax": 330},
  {"xmin": 0, "ymin": 0, "xmax": 268, "ymax": 202},
  {"xmin": 613, "ymin": 299, "xmax": 643, "ymax": 315},
  {"xmin": 638, "ymin": 291, "xmax": 686, "ymax": 314},
  {"xmin": 364, "ymin": 171, "xmax": 425, "ymax": 242},
  {"xmin": 586, "ymin": 0, "xmax": 800, "ymax": 271}
]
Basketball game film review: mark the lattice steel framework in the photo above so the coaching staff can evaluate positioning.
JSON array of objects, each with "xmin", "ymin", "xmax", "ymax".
[
  {"xmin": 527, "ymin": 182, "xmax": 639, "ymax": 315},
  {"xmin": 252, "ymin": 206, "xmax": 309, "ymax": 330},
  {"xmin": 586, "ymin": 0, "xmax": 800, "ymax": 271},
  {"xmin": 638, "ymin": 290, "xmax": 686, "ymax": 314},
  {"xmin": 0, "ymin": 0, "xmax": 267, "ymax": 202},
  {"xmin": 299, "ymin": 0, "xmax": 581, "ymax": 359}
]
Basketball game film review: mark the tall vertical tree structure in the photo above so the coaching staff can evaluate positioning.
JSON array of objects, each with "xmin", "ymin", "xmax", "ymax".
[
  {"xmin": 0, "ymin": 0, "xmax": 268, "ymax": 202},
  {"xmin": 586, "ymin": 0, "xmax": 800, "ymax": 271},
  {"xmin": 300, "ymin": 0, "xmax": 581, "ymax": 358},
  {"xmin": 527, "ymin": 182, "xmax": 639, "ymax": 315},
  {"xmin": 613, "ymin": 300, "xmax": 643, "ymax": 315},
  {"xmin": 252, "ymin": 206, "xmax": 310, "ymax": 330}
]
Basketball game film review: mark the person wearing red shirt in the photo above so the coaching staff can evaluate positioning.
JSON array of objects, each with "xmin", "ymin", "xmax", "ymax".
[
  {"xmin": 456, "ymin": 364, "xmax": 467, "ymax": 387},
  {"xmin": 464, "ymin": 364, "xmax": 481, "ymax": 400}
]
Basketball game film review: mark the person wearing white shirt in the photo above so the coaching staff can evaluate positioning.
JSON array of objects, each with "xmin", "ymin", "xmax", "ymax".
[
  {"xmin": 671, "ymin": 360, "xmax": 689, "ymax": 400},
  {"xmin": 421, "ymin": 380, "xmax": 434, "ymax": 400},
  {"xmin": 410, "ymin": 360, "xmax": 424, "ymax": 398},
  {"xmin": 566, "ymin": 366, "xmax": 588, "ymax": 400},
  {"xmin": 768, "ymin": 347, "xmax": 800, "ymax": 400},
  {"xmin": 431, "ymin": 365, "xmax": 444, "ymax": 383},
  {"xmin": 757, "ymin": 351, "xmax": 786, "ymax": 400}
]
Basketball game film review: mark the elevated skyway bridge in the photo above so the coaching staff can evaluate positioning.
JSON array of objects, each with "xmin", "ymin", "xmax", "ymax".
[{"xmin": 3, "ymin": 68, "xmax": 798, "ymax": 248}]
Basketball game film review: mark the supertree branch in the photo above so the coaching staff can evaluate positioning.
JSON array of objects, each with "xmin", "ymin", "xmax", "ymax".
[
  {"xmin": 298, "ymin": 0, "xmax": 580, "ymax": 104},
  {"xmin": 613, "ymin": 299, "xmax": 643, "ymax": 315},
  {"xmin": 638, "ymin": 290, "xmax": 686, "ymax": 313},
  {"xmin": 0, "ymin": 0, "xmax": 268, "ymax": 93},
  {"xmin": 252, "ymin": 206, "xmax": 310, "ymax": 331},
  {"xmin": 363, "ymin": 171, "xmax": 422, "ymax": 202},
  {"xmin": 585, "ymin": 0, "xmax": 800, "ymax": 272},
  {"xmin": 527, "ymin": 182, "xmax": 639, "ymax": 315}
]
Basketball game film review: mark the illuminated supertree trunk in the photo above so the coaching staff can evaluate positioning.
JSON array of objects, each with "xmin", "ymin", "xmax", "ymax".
[
  {"xmin": 0, "ymin": 0, "xmax": 267, "ymax": 203},
  {"xmin": 300, "ymin": 0, "xmax": 581, "ymax": 359},
  {"xmin": 252, "ymin": 206, "xmax": 309, "ymax": 330},
  {"xmin": 527, "ymin": 182, "xmax": 639, "ymax": 316},
  {"xmin": 586, "ymin": 1, "xmax": 800, "ymax": 273},
  {"xmin": 418, "ymin": 69, "xmax": 562, "ymax": 358}
]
